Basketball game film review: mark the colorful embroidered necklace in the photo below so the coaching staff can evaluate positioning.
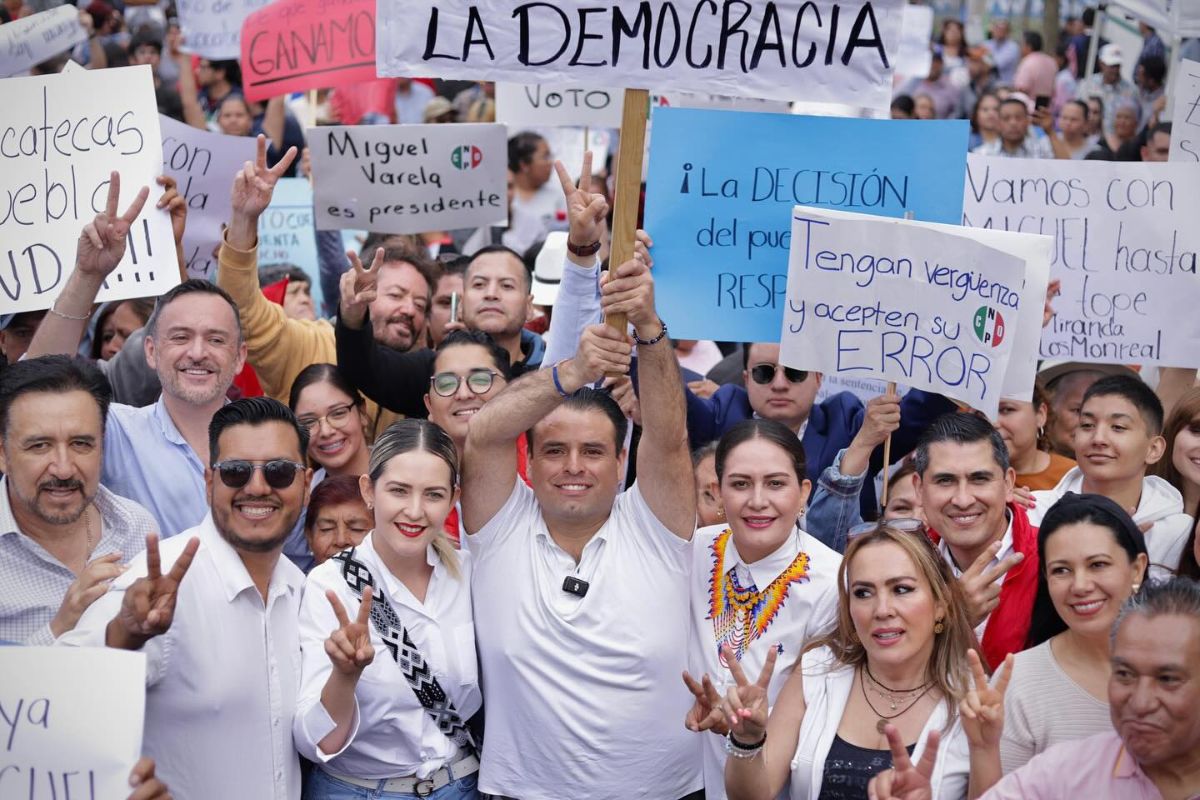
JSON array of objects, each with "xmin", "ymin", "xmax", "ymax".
[{"xmin": 707, "ymin": 529, "xmax": 811, "ymax": 660}]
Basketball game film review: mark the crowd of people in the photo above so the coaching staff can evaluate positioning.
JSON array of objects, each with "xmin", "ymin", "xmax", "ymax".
[{"xmin": 3, "ymin": 2, "xmax": 1200, "ymax": 800}]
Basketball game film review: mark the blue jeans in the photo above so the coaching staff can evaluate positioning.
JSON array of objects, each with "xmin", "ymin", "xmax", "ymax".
[{"xmin": 305, "ymin": 768, "xmax": 479, "ymax": 800}]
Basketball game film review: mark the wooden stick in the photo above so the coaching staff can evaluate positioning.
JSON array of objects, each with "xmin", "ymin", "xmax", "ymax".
[
  {"xmin": 880, "ymin": 380, "xmax": 898, "ymax": 507},
  {"xmin": 605, "ymin": 88, "xmax": 650, "ymax": 372}
]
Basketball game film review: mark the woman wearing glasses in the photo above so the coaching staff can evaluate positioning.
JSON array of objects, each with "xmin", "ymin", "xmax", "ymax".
[
  {"xmin": 722, "ymin": 520, "xmax": 981, "ymax": 800},
  {"xmin": 290, "ymin": 363, "xmax": 373, "ymax": 483},
  {"xmin": 295, "ymin": 419, "xmax": 481, "ymax": 799}
]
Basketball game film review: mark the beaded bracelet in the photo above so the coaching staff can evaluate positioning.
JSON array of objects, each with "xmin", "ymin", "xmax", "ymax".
[{"xmin": 724, "ymin": 731, "xmax": 766, "ymax": 759}]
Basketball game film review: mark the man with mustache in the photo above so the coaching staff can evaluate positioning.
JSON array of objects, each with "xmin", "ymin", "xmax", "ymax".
[{"xmin": 0, "ymin": 356, "xmax": 157, "ymax": 644}]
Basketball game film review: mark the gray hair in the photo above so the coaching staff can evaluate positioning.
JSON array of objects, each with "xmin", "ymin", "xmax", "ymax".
[{"xmin": 1111, "ymin": 577, "xmax": 1200, "ymax": 648}]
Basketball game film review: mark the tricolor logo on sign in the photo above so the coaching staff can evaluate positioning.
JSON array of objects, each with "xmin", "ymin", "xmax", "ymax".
[
  {"xmin": 973, "ymin": 306, "xmax": 1006, "ymax": 348},
  {"xmin": 450, "ymin": 145, "xmax": 483, "ymax": 170}
]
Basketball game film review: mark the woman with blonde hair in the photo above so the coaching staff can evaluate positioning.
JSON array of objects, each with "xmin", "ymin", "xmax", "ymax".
[{"xmin": 295, "ymin": 419, "xmax": 481, "ymax": 799}]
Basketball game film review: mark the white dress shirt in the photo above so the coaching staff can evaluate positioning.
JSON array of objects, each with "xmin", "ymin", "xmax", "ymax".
[
  {"xmin": 689, "ymin": 523, "xmax": 840, "ymax": 800},
  {"xmin": 468, "ymin": 480, "xmax": 699, "ymax": 800},
  {"xmin": 60, "ymin": 515, "xmax": 303, "ymax": 800},
  {"xmin": 294, "ymin": 534, "xmax": 480, "ymax": 780}
]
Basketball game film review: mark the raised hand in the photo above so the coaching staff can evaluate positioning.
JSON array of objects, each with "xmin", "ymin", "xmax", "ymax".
[
  {"xmin": 1042, "ymin": 278, "xmax": 1061, "ymax": 328},
  {"xmin": 958, "ymin": 540, "xmax": 1024, "ymax": 627},
  {"xmin": 604, "ymin": 375, "xmax": 642, "ymax": 426},
  {"xmin": 563, "ymin": 324, "xmax": 633, "ymax": 386},
  {"xmin": 230, "ymin": 134, "xmax": 298, "ymax": 220},
  {"xmin": 1010, "ymin": 485, "xmax": 1036, "ymax": 510},
  {"xmin": 867, "ymin": 725, "xmax": 939, "ymax": 800},
  {"xmin": 960, "ymin": 650, "xmax": 1012, "ymax": 750},
  {"xmin": 50, "ymin": 552, "xmax": 125, "ymax": 638},
  {"xmin": 683, "ymin": 670, "xmax": 729, "ymax": 735},
  {"xmin": 75, "ymin": 172, "xmax": 150, "ymax": 280},
  {"xmin": 107, "ymin": 534, "xmax": 200, "ymax": 650},
  {"xmin": 555, "ymin": 150, "xmax": 608, "ymax": 253},
  {"xmin": 127, "ymin": 757, "xmax": 170, "ymax": 800},
  {"xmin": 600, "ymin": 256, "xmax": 657, "ymax": 332},
  {"xmin": 338, "ymin": 247, "xmax": 382, "ymax": 330},
  {"xmin": 324, "ymin": 587, "xmax": 375, "ymax": 677},
  {"xmin": 155, "ymin": 174, "xmax": 187, "ymax": 247},
  {"xmin": 719, "ymin": 644, "xmax": 778, "ymax": 744}
]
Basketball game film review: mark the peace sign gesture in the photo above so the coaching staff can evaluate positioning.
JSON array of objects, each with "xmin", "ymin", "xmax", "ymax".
[
  {"xmin": 338, "ymin": 247, "xmax": 383, "ymax": 330},
  {"xmin": 230, "ymin": 134, "xmax": 298, "ymax": 219},
  {"xmin": 554, "ymin": 150, "xmax": 608, "ymax": 252},
  {"xmin": 960, "ymin": 649, "xmax": 1012, "ymax": 749},
  {"xmin": 107, "ymin": 534, "xmax": 200, "ymax": 650},
  {"xmin": 720, "ymin": 644, "xmax": 778, "ymax": 744},
  {"xmin": 324, "ymin": 587, "xmax": 375, "ymax": 677},
  {"xmin": 682, "ymin": 670, "xmax": 728, "ymax": 735},
  {"xmin": 867, "ymin": 725, "xmax": 940, "ymax": 800},
  {"xmin": 75, "ymin": 172, "xmax": 150, "ymax": 280},
  {"xmin": 958, "ymin": 540, "xmax": 1024, "ymax": 627}
]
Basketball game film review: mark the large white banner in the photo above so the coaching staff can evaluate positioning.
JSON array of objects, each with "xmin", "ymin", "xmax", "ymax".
[
  {"xmin": 309, "ymin": 123, "xmax": 508, "ymax": 234},
  {"xmin": 962, "ymin": 154, "xmax": 1200, "ymax": 368},
  {"xmin": 1168, "ymin": 58, "xmax": 1199, "ymax": 163},
  {"xmin": 0, "ymin": 5, "xmax": 86, "ymax": 78},
  {"xmin": 176, "ymin": 0, "xmax": 271, "ymax": 59},
  {"xmin": 0, "ymin": 65, "xmax": 177, "ymax": 314},
  {"xmin": 0, "ymin": 647, "xmax": 146, "ymax": 798},
  {"xmin": 894, "ymin": 3, "xmax": 934, "ymax": 79},
  {"xmin": 780, "ymin": 206, "xmax": 1027, "ymax": 415},
  {"xmin": 377, "ymin": 0, "xmax": 905, "ymax": 111},
  {"xmin": 160, "ymin": 115, "xmax": 256, "ymax": 281}
]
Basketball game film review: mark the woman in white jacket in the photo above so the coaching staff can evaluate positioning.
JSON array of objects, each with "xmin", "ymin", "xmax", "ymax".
[{"xmin": 723, "ymin": 523, "xmax": 986, "ymax": 800}]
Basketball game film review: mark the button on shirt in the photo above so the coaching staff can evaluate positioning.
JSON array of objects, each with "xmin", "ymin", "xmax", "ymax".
[
  {"xmin": 60, "ymin": 515, "xmax": 304, "ymax": 800},
  {"xmin": 102, "ymin": 397, "xmax": 209, "ymax": 537},
  {"xmin": 939, "ymin": 513, "xmax": 1014, "ymax": 641},
  {"xmin": 0, "ymin": 478, "xmax": 155, "ymax": 644},
  {"xmin": 689, "ymin": 523, "xmax": 840, "ymax": 800},
  {"xmin": 469, "ymin": 480, "xmax": 699, "ymax": 800},
  {"xmin": 295, "ymin": 533, "xmax": 480, "ymax": 780}
]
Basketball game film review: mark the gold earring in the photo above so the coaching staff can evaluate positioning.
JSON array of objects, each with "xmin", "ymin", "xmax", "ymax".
[{"xmin": 933, "ymin": 620, "xmax": 945, "ymax": 634}]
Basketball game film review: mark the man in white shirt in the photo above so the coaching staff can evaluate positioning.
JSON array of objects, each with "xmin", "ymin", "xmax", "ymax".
[
  {"xmin": 62, "ymin": 397, "xmax": 313, "ymax": 800},
  {"xmin": 462, "ymin": 250, "xmax": 700, "ymax": 799},
  {"xmin": 973, "ymin": 97, "xmax": 1054, "ymax": 159}
]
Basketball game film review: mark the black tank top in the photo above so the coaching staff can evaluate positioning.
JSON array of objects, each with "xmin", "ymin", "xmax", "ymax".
[{"xmin": 816, "ymin": 734, "xmax": 915, "ymax": 800}]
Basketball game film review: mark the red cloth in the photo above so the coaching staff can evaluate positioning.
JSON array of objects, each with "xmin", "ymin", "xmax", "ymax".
[
  {"xmin": 443, "ymin": 434, "xmax": 530, "ymax": 547},
  {"xmin": 330, "ymin": 78, "xmax": 397, "ymax": 125}
]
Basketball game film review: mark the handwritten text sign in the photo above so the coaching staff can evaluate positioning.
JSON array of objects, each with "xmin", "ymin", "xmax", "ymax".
[
  {"xmin": 781, "ymin": 206, "xmax": 1025, "ymax": 415},
  {"xmin": 0, "ymin": 66, "xmax": 177, "ymax": 314},
  {"xmin": 160, "ymin": 115, "xmax": 256, "ymax": 281},
  {"xmin": 377, "ymin": 0, "xmax": 905, "ymax": 111},
  {"xmin": 894, "ymin": 3, "xmax": 933, "ymax": 79},
  {"xmin": 962, "ymin": 154, "xmax": 1200, "ymax": 367},
  {"xmin": 643, "ymin": 107, "xmax": 969, "ymax": 341},
  {"xmin": 0, "ymin": 5, "xmax": 86, "ymax": 79},
  {"xmin": 1169, "ymin": 58, "xmax": 1200, "ymax": 163},
  {"xmin": 241, "ymin": 0, "xmax": 377, "ymax": 103},
  {"xmin": 0, "ymin": 647, "xmax": 146, "ymax": 799},
  {"xmin": 177, "ymin": 0, "xmax": 271, "ymax": 59},
  {"xmin": 496, "ymin": 83, "xmax": 623, "ymax": 128},
  {"xmin": 309, "ymin": 123, "xmax": 507, "ymax": 234}
]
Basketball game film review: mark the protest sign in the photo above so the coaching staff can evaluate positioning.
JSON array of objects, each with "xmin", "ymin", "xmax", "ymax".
[
  {"xmin": 309, "ymin": 123, "xmax": 508, "ymax": 234},
  {"xmin": 257, "ymin": 176, "xmax": 339, "ymax": 313},
  {"xmin": 643, "ymin": 107, "xmax": 969, "ymax": 341},
  {"xmin": 0, "ymin": 65, "xmax": 177, "ymax": 315},
  {"xmin": 1168, "ymin": 58, "xmax": 1200, "ymax": 163},
  {"xmin": 496, "ymin": 83, "xmax": 624, "ymax": 128},
  {"xmin": 0, "ymin": 5, "xmax": 86, "ymax": 79},
  {"xmin": 649, "ymin": 91, "xmax": 791, "ymax": 113},
  {"xmin": 894, "ymin": 3, "xmax": 933, "ymax": 79},
  {"xmin": 0, "ymin": 647, "xmax": 145, "ymax": 798},
  {"xmin": 532, "ymin": 127, "xmax": 611, "ymax": 178},
  {"xmin": 241, "ymin": 0, "xmax": 378, "ymax": 103},
  {"xmin": 177, "ymin": 0, "xmax": 271, "ymax": 60},
  {"xmin": 377, "ymin": 0, "xmax": 905, "ymax": 111},
  {"xmin": 962, "ymin": 154, "xmax": 1200, "ymax": 368},
  {"xmin": 780, "ymin": 206, "xmax": 1026, "ymax": 415},
  {"xmin": 160, "ymin": 115, "xmax": 256, "ymax": 280}
]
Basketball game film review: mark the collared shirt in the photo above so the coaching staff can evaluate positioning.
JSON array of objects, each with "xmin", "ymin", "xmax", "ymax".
[
  {"xmin": 939, "ymin": 512, "xmax": 1014, "ymax": 640},
  {"xmin": 468, "ymin": 480, "xmax": 698, "ymax": 800},
  {"xmin": 61, "ymin": 515, "xmax": 304, "ymax": 800},
  {"xmin": 689, "ymin": 523, "xmax": 840, "ymax": 800},
  {"xmin": 0, "ymin": 478, "xmax": 155, "ymax": 645},
  {"xmin": 973, "ymin": 132, "xmax": 1055, "ymax": 159},
  {"xmin": 981, "ymin": 730, "xmax": 1186, "ymax": 799},
  {"xmin": 295, "ymin": 534, "xmax": 480, "ymax": 780},
  {"xmin": 102, "ymin": 397, "xmax": 210, "ymax": 537}
]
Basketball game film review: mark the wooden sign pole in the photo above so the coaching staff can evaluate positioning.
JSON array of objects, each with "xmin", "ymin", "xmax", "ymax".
[{"xmin": 605, "ymin": 88, "xmax": 650, "ymax": 342}]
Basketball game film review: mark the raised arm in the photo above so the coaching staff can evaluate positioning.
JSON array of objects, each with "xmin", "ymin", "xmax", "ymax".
[
  {"xmin": 171, "ymin": 31, "xmax": 207, "ymax": 131},
  {"xmin": 723, "ymin": 646, "xmax": 805, "ymax": 800},
  {"xmin": 260, "ymin": 96, "xmax": 287, "ymax": 153}
]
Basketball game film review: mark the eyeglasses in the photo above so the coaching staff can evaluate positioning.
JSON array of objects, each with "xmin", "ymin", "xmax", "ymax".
[
  {"xmin": 846, "ymin": 517, "xmax": 927, "ymax": 541},
  {"xmin": 430, "ymin": 369, "xmax": 501, "ymax": 397},
  {"xmin": 296, "ymin": 404, "xmax": 355, "ymax": 432},
  {"xmin": 212, "ymin": 459, "xmax": 306, "ymax": 489},
  {"xmin": 749, "ymin": 364, "xmax": 809, "ymax": 385}
]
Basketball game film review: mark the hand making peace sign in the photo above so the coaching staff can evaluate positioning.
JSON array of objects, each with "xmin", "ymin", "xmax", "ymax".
[
  {"xmin": 75, "ymin": 171, "xmax": 150, "ymax": 281},
  {"xmin": 555, "ymin": 149, "xmax": 608, "ymax": 250},
  {"xmin": 682, "ymin": 669, "xmax": 729, "ymax": 735},
  {"xmin": 230, "ymin": 134, "xmax": 298, "ymax": 219},
  {"xmin": 719, "ymin": 643, "xmax": 778, "ymax": 744},
  {"xmin": 324, "ymin": 586, "xmax": 375, "ymax": 677},
  {"xmin": 338, "ymin": 246, "xmax": 383, "ymax": 330},
  {"xmin": 108, "ymin": 534, "xmax": 200, "ymax": 649},
  {"xmin": 960, "ymin": 649, "xmax": 1013, "ymax": 750},
  {"xmin": 867, "ymin": 724, "xmax": 941, "ymax": 800}
]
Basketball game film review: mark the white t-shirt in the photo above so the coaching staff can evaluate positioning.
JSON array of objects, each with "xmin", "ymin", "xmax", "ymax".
[
  {"xmin": 469, "ymin": 480, "xmax": 700, "ymax": 799},
  {"xmin": 689, "ymin": 524, "xmax": 840, "ymax": 800},
  {"xmin": 508, "ymin": 182, "xmax": 568, "ymax": 253}
]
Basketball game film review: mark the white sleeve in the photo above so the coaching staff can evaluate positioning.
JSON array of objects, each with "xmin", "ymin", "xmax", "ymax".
[
  {"xmin": 467, "ymin": 479, "xmax": 537, "ymax": 557},
  {"xmin": 614, "ymin": 482, "xmax": 691, "ymax": 573}
]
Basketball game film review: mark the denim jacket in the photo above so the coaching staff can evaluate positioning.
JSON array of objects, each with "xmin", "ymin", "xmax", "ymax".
[{"xmin": 805, "ymin": 448, "xmax": 868, "ymax": 554}]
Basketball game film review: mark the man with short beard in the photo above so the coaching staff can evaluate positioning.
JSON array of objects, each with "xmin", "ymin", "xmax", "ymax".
[
  {"xmin": 0, "ymin": 356, "xmax": 156, "ymax": 644},
  {"xmin": 62, "ymin": 397, "xmax": 312, "ymax": 800}
]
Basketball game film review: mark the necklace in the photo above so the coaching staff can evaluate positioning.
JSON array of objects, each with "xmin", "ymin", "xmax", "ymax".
[
  {"xmin": 864, "ymin": 664, "xmax": 931, "ymax": 710},
  {"xmin": 860, "ymin": 668, "xmax": 935, "ymax": 734}
]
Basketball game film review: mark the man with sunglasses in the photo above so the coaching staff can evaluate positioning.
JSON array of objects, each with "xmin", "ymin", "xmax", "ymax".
[
  {"xmin": 685, "ymin": 342, "xmax": 955, "ymax": 514},
  {"xmin": 64, "ymin": 397, "xmax": 312, "ymax": 800}
]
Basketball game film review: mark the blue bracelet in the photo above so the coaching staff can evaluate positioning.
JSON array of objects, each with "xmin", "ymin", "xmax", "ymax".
[{"xmin": 552, "ymin": 362, "xmax": 570, "ymax": 398}]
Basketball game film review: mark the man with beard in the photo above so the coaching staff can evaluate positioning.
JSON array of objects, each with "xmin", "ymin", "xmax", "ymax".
[
  {"xmin": 62, "ymin": 397, "xmax": 311, "ymax": 800},
  {"xmin": 0, "ymin": 356, "xmax": 157, "ymax": 644}
]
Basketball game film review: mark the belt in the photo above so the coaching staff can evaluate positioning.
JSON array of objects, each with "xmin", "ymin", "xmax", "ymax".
[{"xmin": 324, "ymin": 753, "xmax": 479, "ymax": 797}]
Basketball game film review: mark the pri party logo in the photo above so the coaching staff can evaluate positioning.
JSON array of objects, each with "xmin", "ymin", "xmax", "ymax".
[
  {"xmin": 450, "ymin": 145, "xmax": 483, "ymax": 170},
  {"xmin": 973, "ymin": 306, "xmax": 1006, "ymax": 348}
]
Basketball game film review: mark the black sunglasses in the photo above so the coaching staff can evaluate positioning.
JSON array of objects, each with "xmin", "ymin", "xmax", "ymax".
[
  {"xmin": 212, "ymin": 459, "xmax": 306, "ymax": 489},
  {"xmin": 750, "ymin": 364, "xmax": 809, "ymax": 385}
]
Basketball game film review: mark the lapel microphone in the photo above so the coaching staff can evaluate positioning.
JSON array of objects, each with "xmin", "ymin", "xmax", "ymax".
[{"xmin": 562, "ymin": 576, "xmax": 590, "ymax": 597}]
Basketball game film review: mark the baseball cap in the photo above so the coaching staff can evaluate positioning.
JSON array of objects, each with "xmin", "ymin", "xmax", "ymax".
[
  {"xmin": 531, "ymin": 232, "xmax": 568, "ymax": 308},
  {"xmin": 1099, "ymin": 43, "xmax": 1123, "ymax": 66}
]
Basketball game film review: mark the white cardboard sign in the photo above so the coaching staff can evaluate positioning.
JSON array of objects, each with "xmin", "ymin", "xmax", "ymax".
[
  {"xmin": 176, "ymin": 0, "xmax": 271, "ymax": 59},
  {"xmin": 496, "ymin": 83, "xmax": 624, "ymax": 128},
  {"xmin": 1168, "ymin": 58, "xmax": 1200, "ymax": 163},
  {"xmin": 0, "ymin": 5, "xmax": 87, "ymax": 79}
]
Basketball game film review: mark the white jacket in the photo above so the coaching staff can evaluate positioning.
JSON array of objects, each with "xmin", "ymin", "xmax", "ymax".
[{"xmin": 1029, "ymin": 467, "xmax": 1191, "ymax": 579}]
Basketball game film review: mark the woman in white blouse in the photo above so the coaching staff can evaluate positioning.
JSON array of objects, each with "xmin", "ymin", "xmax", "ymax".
[{"xmin": 294, "ymin": 419, "xmax": 481, "ymax": 799}]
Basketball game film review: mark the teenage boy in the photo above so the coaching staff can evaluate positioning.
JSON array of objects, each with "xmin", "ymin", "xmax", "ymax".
[{"xmin": 1029, "ymin": 375, "xmax": 1191, "ymax": 578}]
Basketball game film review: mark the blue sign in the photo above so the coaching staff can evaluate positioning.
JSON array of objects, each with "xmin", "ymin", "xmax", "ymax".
[{"xmin": 644, "ymin": 108, "xmax": 969, "ymax": 341}]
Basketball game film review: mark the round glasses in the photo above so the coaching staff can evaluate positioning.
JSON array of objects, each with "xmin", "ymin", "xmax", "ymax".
[
  {"xmin": 212, "ymin": 459, "xmax": 306, "ymax": 489},
  {"xmin": 430, "ymin": 369, "xmax": 501, "ymax": 397},
  {"xmin": 750, "ymin": 364, "xmax": 809, "ymax": 385},
  {"xmin": 296, "ymin": 403, "xmax": 355, "ymax": 433}
]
